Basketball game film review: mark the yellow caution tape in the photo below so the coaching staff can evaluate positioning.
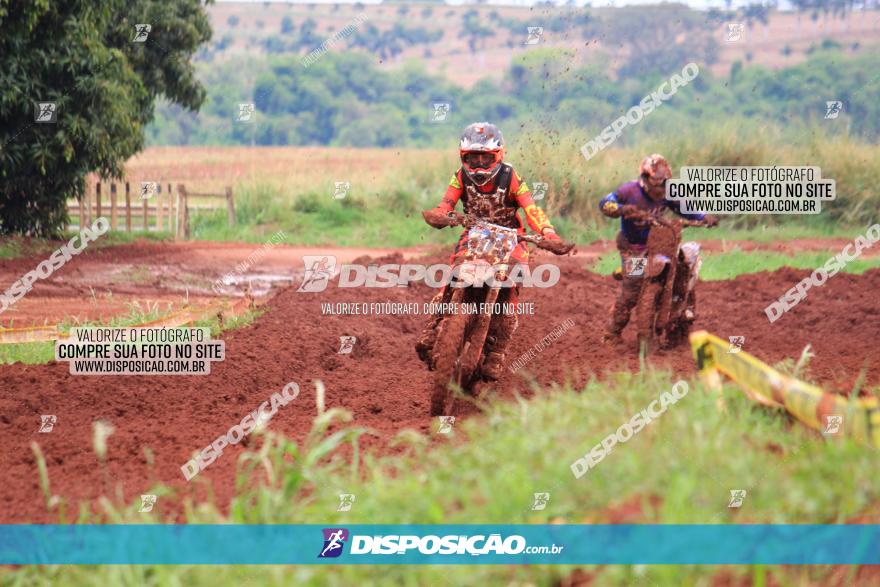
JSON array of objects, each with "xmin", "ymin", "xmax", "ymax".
[
  {"xmin": 0, "ymin": 325, "xmax": 60, "ymax": 344},
  {"xmin": 689, "ymin": 330, "xmax": 880, "ymax": 448}
]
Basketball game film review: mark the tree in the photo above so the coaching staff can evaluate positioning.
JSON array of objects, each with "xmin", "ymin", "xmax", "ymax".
[
  {"xmin": 0, "ymin": 0, "xmax": 212, "ymax": 235},
  {"xmin": 604, "ymin": 5, "xmax": 719, "ymax": 79},
  {"xmin": 295, "ymin": 18, "xmax": 322, "ymax": 52},
  {"xmin": 281, "ymin": 16, "xmax": 295, "ymax": 35},
  {"xmin": 741, "ymin": 3, "xmax": 771, "ymax": 27},
  {"xmin": 460, "ymin": 9, "xmax": 495, "ymax": 55}
]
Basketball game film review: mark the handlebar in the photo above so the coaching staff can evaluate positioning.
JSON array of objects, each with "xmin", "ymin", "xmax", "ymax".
[
  {"xmin": 655, "ymin": 217, "xmax": 710, "ymax": 228},
  {"xmin": 622, "ymin": 210, "xmax": 710, "ymax": 229},
  {"xmin": 446, "ymin": 212, "xmax": 575, "ymax": 254}
]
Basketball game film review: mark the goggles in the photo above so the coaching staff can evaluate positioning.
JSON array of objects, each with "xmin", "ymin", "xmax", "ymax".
[{"xmin": 462, "ymin": 151, "xmax": 498, "ymax": 169}]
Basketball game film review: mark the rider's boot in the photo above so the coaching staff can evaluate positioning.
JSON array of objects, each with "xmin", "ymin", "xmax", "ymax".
[
  {"xmin": 602, "ymin": 330, "xmax": 624, "ymax": 346},
  {"xmin": 603, "ymin": 272, "xmax": 641, "ymax": 345},
  {"xmin": 684, "ymin": 290, "xmax": 697, "ymax": 322},
  {"xmin": 415, "ymin": 288, "xmax": 447, "ymax": 368},
  {"xmin": 415, "ymin": 326, "xmax": 438, "ymax": 367},
  {"xmin": 481, "ymin": 312, "xmax": 518, "ymax": 381},
  {"xmin": 680, "ymin": 243, "xmax": 701, "ymax": 323}
]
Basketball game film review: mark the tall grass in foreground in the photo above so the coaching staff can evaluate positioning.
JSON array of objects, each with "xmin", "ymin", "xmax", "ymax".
[
  {"xmin": 12, "ymin": 368, "xmax": 879, "ymax": 586},
  {"xmin": 187, "ymin": 122, "xmax": 880, "ymax": 247}
]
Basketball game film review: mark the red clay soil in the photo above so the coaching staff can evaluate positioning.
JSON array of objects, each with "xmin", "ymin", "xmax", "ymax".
[
  {"xmin": 0, "ymin": 241, "xmax": 431, "ymax": 326},
  {"xmin": 0, "ymin": 249, "xmax": 879, "ymax": 522}
]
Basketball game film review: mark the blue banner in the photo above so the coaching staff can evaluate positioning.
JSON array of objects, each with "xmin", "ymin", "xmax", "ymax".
[{"xmin": 1, "ymin": 524, "xmax": 878, "ymax": 565}]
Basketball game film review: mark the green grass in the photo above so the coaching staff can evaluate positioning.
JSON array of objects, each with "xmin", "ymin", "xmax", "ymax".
[
  {"xmin": 0, "ymin": 301, "xmax": 262, "ymax": 366},
  {"xmin": 182, "ymin": 125, "xmax": 880, "ymax": 247},
  {"xmin": 0, "ymin": 236, "xmax": 55, "ymax": 259},
  {"xmin": 590, "ymin": 248, "xmax": 880, "ymax": 281},
  {"xmin": 187, "ymin": 185, "xmax": 872, "ymax": 251},
  {"xmin": 5, "ymin": 124, "xmax": 880, "ymax": 251},
  {"xmin": 11, "ymin": 368, "xmax": 879, "ymax": 585},
  {"xmin": 0, "ymin": 230, "xmax": 170, "ymax": 260}
]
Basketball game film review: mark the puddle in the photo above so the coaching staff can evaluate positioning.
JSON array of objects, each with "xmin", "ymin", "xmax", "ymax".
[{"xmin": 211, "ymin": 273, "xmax": 295, "ymax": 297}]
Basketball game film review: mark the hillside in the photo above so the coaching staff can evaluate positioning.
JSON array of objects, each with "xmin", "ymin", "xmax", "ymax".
[{"xmin": 201, "ymin": 2, "xmax": 880, "ymax": 87}]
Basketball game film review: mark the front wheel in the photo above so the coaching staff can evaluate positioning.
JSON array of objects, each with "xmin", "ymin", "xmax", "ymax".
[
  {"xmin": 663, "ymin": 288, "xmax": 695, "ymax": 349},
  {"xmin": 635, "ymin": 278, "xmax": 664, "ymax": 354},
  {"xmin": 430, "ymin": 288, "xmax": 469, "ymax": 416}
]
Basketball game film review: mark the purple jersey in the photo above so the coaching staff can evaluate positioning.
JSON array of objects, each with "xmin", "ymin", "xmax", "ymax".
[{"xmin": 599, "ymin": 181, "xmax": 704, "ymax": 245}]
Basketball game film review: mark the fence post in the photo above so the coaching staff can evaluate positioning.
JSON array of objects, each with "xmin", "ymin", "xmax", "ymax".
[
  {"xmin": 124, "ymin": 182, "xmax": 132, "ymax": 232},
  {"xmin": 184, "ymin": 186, "xmax": 190, "ymax": 238},
  {"xmin": 142, "ymin": 186, "xmax": 149, "ymax": 231},
  {"xmin": 84, "ymin": 183, "xmax": 92, "ymax": 226},
  {"xmin": 167, "ymin": 184, "xmax": 172, "ymax": 232},
  {"xmin": 96, "ymin": 182, "xmax": 102, "ymax": 219},
  {"xmin": 225, "ymin": 186, "xmax": 236, "ymax": 227},
  {"xmin": 156, "ymin": 184, "xmax": 164, "ymax": 231},
  {"xmin": 176, "ymin": 184, "xmax": 189, "ymax": 240},
  {"xmin": 110, "ymin": 183, "xmax": 118, "ymax": 231}
]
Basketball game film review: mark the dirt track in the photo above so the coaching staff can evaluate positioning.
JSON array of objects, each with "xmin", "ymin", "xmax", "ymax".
[
  {"xmin": 3, "ymin": 237, "xmax": 875, "ymax": 327},
  {"xmin": 1, "ymin": 244, "xmax": 879, "ymax": 522}
]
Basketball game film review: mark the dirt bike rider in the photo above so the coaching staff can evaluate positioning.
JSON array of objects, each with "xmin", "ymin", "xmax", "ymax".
[
  {"xmin": 599, "ymin": 154, "xmax": 719, "ymax": 345},
  {"xmin": 415, "ymin": 122, "xmax": 568, "ymax": 380}
]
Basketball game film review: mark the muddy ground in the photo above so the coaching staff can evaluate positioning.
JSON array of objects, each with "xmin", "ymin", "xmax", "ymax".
[
  {"xmin": 2, "ymin": 237, "xmax": 873, "ymax": 327},
  {"xmin": 0, "ymin": 239, "xmax": 878, "ymax": 522}
]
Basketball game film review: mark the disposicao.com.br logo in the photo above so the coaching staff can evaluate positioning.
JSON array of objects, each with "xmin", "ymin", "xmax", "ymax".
[
  {"xmin": 317, "ymin": 528, "xmax": 564, "ymax": 558},
  {"xmin": 297, "ymin": 255, "xmax": 561, "ymax": 292}
]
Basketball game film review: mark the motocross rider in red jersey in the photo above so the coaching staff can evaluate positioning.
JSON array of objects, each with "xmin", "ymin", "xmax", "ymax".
[{"xmin": 416, "ymin": 122, "xmax": 566, "ymax": 380}]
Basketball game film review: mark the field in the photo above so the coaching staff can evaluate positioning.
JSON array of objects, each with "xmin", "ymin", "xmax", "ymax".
[
  {"xmin": 2, "ymin": 144, "xmax": 880, "ymax": 585},
  {"xmin": 5, "ymin": 0, "xmax": 880, "ymax": 580},
  {"xmin": 204, "ymin": 2, "xmax": 880, "ymax": 85},
  {"xmin": 114, "ymin": 131, "xmax": 880, "ymax": 246}
]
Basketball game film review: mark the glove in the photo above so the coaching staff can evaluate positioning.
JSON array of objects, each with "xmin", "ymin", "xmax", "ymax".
[
  {"xmin": 538, "ymin": 235, "xmax": 575, "ymax": 255},
  {"xmin": 422, "ymin": 208, "xmax": 456, "ymax": 229},
  {"xmin": 704, "ymin": 215, "xmax": 720, "ymax": 227},
  {"xmin": 542, "ymin": 227, "xmax": 561, "ymax": 240}
]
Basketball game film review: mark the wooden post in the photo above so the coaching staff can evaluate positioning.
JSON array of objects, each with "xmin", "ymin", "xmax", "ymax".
[
  {"xmin": 167, "ymin": 184, "xmax": 172, "ymax": 232},
  {"xmin": 84, "ymin": 184, "xmax": 91, "ymax": 226},
  {"xmin": 110, "ymin": 183, "xmax": 118, "ymax": 231},
  {"xmin": 176, "ymin": 184, "xmax": 189, "ymax": 240},
  {"xmin": 225, "ymin": 186, "xmax": 236, "ymax": 227},
  {"xmin": 142, "ymin": 186, "xmax": 149, "ymax": 231},
  {"xmin": 124, "ymin": 182, "xmax": 132, "ymax": 232},
  {"xmin": 156, "ymin": 184, "xmax": 164, "ymax": 231},
  {"xmin": 96, "ymin": 182, "xmax": 102, "ymax": 219}
]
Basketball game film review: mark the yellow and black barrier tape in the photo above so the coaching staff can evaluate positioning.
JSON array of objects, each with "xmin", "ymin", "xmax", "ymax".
[
  {"xmin": 689, "ymin": 330, "xmax": 880, "ymax": 448},
  {"xmin": 0, "ymin": 324, "xmax": 60, "ymax": 344}
]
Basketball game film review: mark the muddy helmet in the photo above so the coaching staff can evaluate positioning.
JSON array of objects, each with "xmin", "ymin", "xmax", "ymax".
[
  {"xmin": 459, "ymin": 122, "xmax": 505, "ymax": 186},
  {"xmin": 639, "ymin": 154, "xmax": 672, "ymax": 201}
]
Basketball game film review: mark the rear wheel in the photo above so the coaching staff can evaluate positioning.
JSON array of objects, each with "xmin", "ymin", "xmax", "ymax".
[{"xmin": 430, "ymin": 288, "xmax": 469, "ymax": 416}]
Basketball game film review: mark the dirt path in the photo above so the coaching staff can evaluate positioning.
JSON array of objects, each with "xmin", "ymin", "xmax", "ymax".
[
  {"xmin": 1, "ymin": 237, "xmax": 871, "ymax": 326},
  {"xmin": 0, "ymin": 241, "xmax": 432, "ymax": 326},
  {"xmin": 0, "ymin": 242, "xmax": 878, "ymax": 522}
]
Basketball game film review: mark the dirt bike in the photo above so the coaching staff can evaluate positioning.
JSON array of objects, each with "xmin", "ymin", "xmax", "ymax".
[
  {"xmin": 428, "ymin": 212, "xmax": 574, "ymax": 417},
  {"xmin": 632, "ymin": 213, "xmax": 710, "ymax": 353}
]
